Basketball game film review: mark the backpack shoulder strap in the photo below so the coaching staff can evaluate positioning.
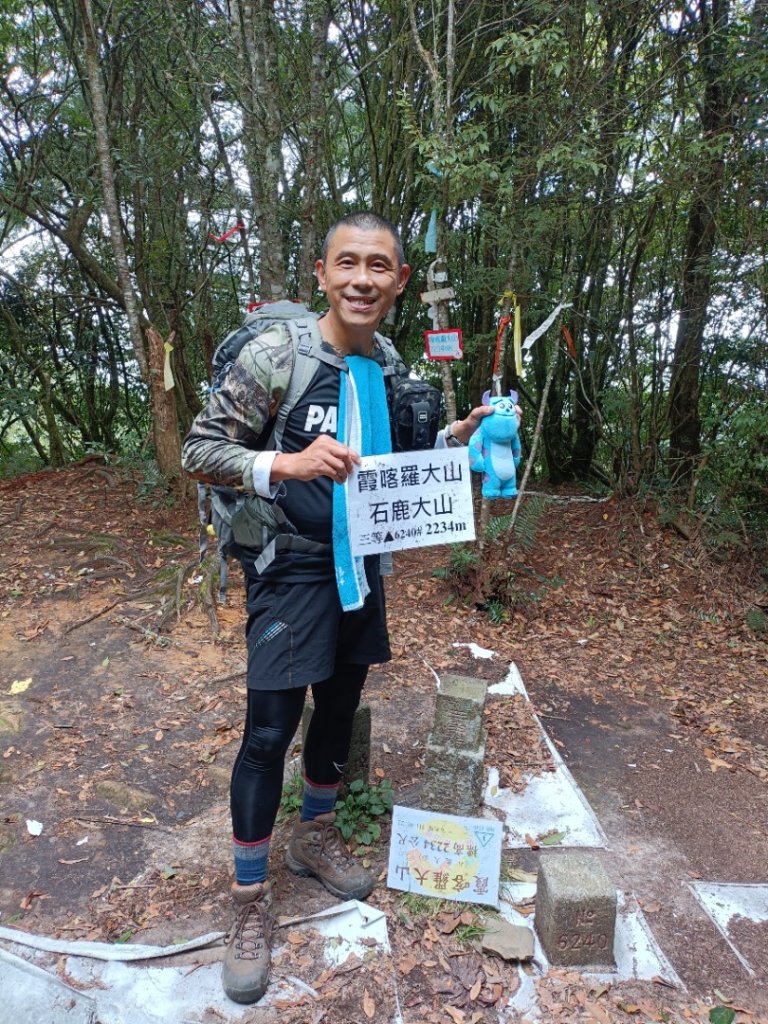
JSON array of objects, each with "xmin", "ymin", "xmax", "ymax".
[
  {"xmin": 372, "ymin": 331, "xmax": 409, "ymax": 380},
  {"xmin": 269, "ymin": 315, "xmax": 347, "ymax": 450}
]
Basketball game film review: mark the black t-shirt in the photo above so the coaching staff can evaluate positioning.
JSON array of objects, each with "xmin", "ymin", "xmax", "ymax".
[{"xmin": 278, "ymin": 357, "xmax": 340, "ymax": 544}]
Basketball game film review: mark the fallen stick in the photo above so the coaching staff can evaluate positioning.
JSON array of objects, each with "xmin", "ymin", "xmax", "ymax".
[
  {"xmin": 62, "ymin": 599, "xmax": 124, "ymax": 634},
  {"xmin": 74, "ymin": 815, "xmax": 173, "ymax": 832}
]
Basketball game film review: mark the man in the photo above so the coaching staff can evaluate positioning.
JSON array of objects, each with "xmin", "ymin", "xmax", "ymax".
[{"xmin": 182, "ymin": 211, "xmax": 495, "ymax": 1004}]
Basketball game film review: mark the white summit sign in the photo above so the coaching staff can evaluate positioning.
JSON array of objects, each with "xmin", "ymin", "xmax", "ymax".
[{"xmin": 348, "ymin": 448, "xmax": 475, "ymax": 555}]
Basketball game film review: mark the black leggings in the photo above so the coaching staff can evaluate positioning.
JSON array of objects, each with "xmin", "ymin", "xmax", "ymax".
[{"xmin": 230, "ymin": 663, "xmax": 368, "ymax": 843}]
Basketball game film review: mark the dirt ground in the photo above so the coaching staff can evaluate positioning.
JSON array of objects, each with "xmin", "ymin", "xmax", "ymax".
[{"xmin": 1, "ymin": 461, "xmax": 767, "ymax": 1024}]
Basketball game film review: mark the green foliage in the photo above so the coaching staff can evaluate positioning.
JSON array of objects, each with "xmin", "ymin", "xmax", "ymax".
[
  {"xmin": 746, "ymin": 608, "xmax": 767, "ymax": 636},
  {"xmin": 334, "ymin": 778, "xmax": 394, "ymax": 848},
  {"xmin": 709, "ymin": 1007, "xmax": 736, "ymax": 1024},
  {"xmin": 397, "ymin": 893, "xmax": 493, "ymax": 944},
  {"xmin": 111, "ymin": 449, "xmax": 173, "ymax": 507},
  {"xmin": 485, "ymin": 495, "xmax": 548, "ymax": 548},
  {"xmin": 485, "ymin": 599, "xmax": 508, "ymax": 624},
  {"xmin": 278, "ymin": 769, "xmax": 304, "ymax": 823},
  {"xmin": 1, "ymin": 0, "xmax": 767, "ymax": 528},
  {"xmin": 431, "ymin": 544, "xmax": 480, "ymax": 585},
  {"xmin": 0, "ymin": 441, "xmax": 44, "ymax": 480}
]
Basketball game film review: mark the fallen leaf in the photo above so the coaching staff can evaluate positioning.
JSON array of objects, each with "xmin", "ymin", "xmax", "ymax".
[
  {"xmin": 583, "ymin": 999, "xmax": 612, "ymax": 1023},
  {"xmin": 10, "ymin": 678, "xmax": 32, "ymax": 695},
  {"xmin": 363, "ymin": 989, "xmax": 375, "ymax": 1019},
  {"xmin": 505, "ymin": 867, "xmax": 537, "ymax": 883},
  {"xmin": 469, "ymin": 976, "xmax": 483, "ymax": 1000},
  {"xmin": 524, "ymin": 833, "xmax": 539, "ymax": 849},
  {"xmin": 20, "ymin": 890, "xmax": 47, "ymax": 909},
  {"xmin": 444, "ymin": 1007, "xmax": 465, "ymax": 1024},
  {"xmin": 436, "ymin": 912, "xmax": 462, "ymax": 934},
  {"xmin": 538, "ymin": 830, "xmax": 566, "ymax": 846},
  {"xmin": 398, "ymin": 953, "xmax": 419, "ymax": 975}
]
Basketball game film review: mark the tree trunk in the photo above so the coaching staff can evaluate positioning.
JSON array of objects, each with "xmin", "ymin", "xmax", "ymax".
[
  {"xmin": 146, "ymin": 327, "xmax": 183, "ymax": 489},
  {"xmin": 230, "ymin": 0, "xmax": 287, "ymax": 299},
  {"xmin": 668, "ymin": 0, "xmax": 732, "ymax": 490},
  {"xmin": 297, "ymin": 4, "xmax": 332, "ymax": 304},
  {"xmin": 78, "ymin": 0, "xmax": 186, "ymax": 484},
  {"xmin": 76, "ymin": 0, "xmax": 149, "ymax": 381}
]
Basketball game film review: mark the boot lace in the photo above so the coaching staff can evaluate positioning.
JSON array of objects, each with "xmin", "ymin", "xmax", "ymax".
[
  {"xmin": 228, "ymin": 901, "xmax": 267, "ymax": 961},
  {"xmin": 318, "ymin": 821, "xmax": 356, "ymax": 867}
]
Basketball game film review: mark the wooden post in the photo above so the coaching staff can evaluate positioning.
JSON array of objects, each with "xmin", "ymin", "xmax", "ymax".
[{"xmin": 426, "ymin": 258, "xmax": 457, "ymax": 425}]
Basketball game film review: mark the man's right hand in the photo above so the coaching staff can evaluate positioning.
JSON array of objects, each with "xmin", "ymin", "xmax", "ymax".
[{"xmin": 270, "ymin": 434, "xmax": 360, "ymax": 485}]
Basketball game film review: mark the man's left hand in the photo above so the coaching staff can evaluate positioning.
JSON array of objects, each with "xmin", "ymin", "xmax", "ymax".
[{"xmin": 449, "ymin": 403, "xmax": 523, "ymax": 446}]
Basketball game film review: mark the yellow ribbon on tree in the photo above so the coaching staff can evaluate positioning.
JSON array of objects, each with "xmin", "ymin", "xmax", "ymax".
[
  {"xmin": 513, "ymin": 298, "xmax": 523, "ymax": 376},
  {"xmin": 163, "ymin": 341, "xmax": 175, "ymax": 391}
]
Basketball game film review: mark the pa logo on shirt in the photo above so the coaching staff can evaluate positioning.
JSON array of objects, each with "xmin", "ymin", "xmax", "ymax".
[{"xmin": 304, "ymin": 405, "xmax": 338, "ymax": 435}]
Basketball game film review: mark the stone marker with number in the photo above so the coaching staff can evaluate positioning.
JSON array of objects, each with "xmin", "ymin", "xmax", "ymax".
[{"xmin": 534, "ymin": 852, "xmax": 617, "ymax": 967}]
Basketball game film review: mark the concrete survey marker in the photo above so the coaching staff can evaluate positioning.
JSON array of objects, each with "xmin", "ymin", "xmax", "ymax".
[
  {"xmin": 689, "ymin": 882, "xmax": 768, "ymax": 977},
  {"xmin": 483, "ymin": 662, "xmax": 607, "ymax": 848},
  {"xmin": 501, "ymin": 885, "xmax": 682, "ymax": 1019},
  {"xmin": 534, "ymin": 852, "xmax": 617, "ymax": 967},
  {"xmin": 423, "ymin": 673, "xmax": 487, "ymax": 815}
]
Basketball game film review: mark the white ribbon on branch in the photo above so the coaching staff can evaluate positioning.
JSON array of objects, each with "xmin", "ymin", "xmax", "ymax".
[{"xmin": 521, "ymin": 301, "xmax": 571, "ymax": 352}]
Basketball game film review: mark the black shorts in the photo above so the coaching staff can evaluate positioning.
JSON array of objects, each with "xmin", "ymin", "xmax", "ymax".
[{"xmin": 244, "ymin": 561, "xmax": 391, "ymax": 690}]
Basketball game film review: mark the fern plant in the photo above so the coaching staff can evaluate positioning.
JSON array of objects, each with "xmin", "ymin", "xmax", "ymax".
[{"xmin": 485, "ymin": 494, "xmax": 547, "ymax": 548}]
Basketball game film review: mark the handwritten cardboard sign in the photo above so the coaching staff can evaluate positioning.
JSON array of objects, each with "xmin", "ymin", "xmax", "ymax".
[
  {"xmin": 425, "ymin": 328, "xmax": 463, "ymax": 360},
  {"xmin": 387, "ymin": 805, "xmax": 503, "ymax": 908}
]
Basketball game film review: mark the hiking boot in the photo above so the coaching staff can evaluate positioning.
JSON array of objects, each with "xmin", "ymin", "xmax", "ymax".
[
  {"xmin": 285, "ymin": 812, "xmax": 374, "ymax": 900},
  {"xmin": 221, "ymin": 880, "xmax": 272, "ymax": 1004}
]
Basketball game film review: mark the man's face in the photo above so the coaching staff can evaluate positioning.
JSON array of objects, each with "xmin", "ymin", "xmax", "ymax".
[{"xmin": 315, "ymin": 225, "xmax": 410, "ymax": 355}]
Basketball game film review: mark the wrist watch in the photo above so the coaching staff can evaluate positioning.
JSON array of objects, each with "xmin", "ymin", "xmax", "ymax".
[{"xmin": 444, "ymin": 422, "xmax": 464, "ymax": 448}]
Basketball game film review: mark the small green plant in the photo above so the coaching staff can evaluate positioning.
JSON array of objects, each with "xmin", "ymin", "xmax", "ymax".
[
  {"xmin": 431, "ymin": 544, "xmax": 480, "ymax": 584},
  {"xmin": 398, "ymin": 892, "xmax": 438, "ymax": 917},
  {"xmin": 334, "ymin": 777, "xmax": 394, "ymax": 847},
  {"xmin": 277, "ymin": 768, "xmax": 304, "ymax": 822},
  {"xmin": 746, "ymin": 607, "xmax": 767, "ymax": 635},
  {"xmin": 485, "ymin": 598, "xmax": 509, "ymax": 624},
  {"xmin": 454, "ymin": 918, "xmax": 486, "ymax": 944}
]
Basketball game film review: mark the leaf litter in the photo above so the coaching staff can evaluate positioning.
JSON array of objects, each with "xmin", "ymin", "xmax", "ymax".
[{"xmin": 0, "ymin": 469, "xmax": 766, "ymax": 1022}]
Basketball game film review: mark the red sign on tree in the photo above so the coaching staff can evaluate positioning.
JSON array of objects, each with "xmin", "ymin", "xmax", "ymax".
[{"xmin": 425, "ymin": 328, "xmax": 463, "ymax": 361}]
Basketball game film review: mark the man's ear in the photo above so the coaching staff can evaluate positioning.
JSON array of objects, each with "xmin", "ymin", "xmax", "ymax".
[
  {"xmin": 315, "ymin": 258, "xmax": 327, "ymax": 291},
  {"xmin": 397, "ymin": 263, "xmax": 411, "ymax": 294}
]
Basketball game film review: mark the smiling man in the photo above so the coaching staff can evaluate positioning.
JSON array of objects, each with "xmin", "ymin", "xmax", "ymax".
[{"xmin": 182, "ymin": 211, "xmax": 494, "ymax": 1005}]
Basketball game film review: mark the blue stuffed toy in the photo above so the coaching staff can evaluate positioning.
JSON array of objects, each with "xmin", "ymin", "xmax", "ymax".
[{"xmin": 468, "ymin": 390, "xmax": 521, "ymax": 499}]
